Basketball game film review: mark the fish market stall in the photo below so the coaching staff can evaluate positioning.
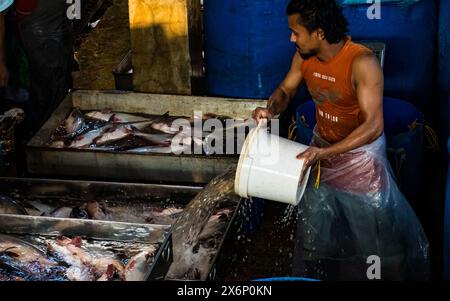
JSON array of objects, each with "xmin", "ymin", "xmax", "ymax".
[
  {"xmin": 0, "ymin": 177, "xmax": 202, "ymax": 281},
  {"xmin": 26, "ymin": 90, "xmax": 265, "ymax": 183},
  {"xmin": 0, "ymin": 177, "xmax": 243, "ymax": 281}
]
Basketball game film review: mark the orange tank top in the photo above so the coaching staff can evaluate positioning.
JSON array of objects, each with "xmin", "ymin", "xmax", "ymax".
[{"xmin": 301, "ymin": 37, "xmax": 372, "ymax": 143}]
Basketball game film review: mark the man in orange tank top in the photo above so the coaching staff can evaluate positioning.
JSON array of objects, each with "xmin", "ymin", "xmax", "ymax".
[{"xmin": 253, "ymin": 0, "xmax": 429, "ymax": 280}]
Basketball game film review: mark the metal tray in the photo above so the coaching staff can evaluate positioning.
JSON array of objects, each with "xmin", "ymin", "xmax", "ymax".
[
  {"xmin": 26, "ymin": 90, "xmax": 265, "ymax": 184},
  {"xmin": 0, "ymin": 177, "xmax": 204, "ymax": 281},
  {"xmin": 0, "ymin": 214, "xmax": 172, "ymax": 281}
]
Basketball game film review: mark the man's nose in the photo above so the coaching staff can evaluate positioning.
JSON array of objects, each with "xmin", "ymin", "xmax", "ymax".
[{"xmin": 290, "ymin": 33, "xmax": 296, "ymax": 43}]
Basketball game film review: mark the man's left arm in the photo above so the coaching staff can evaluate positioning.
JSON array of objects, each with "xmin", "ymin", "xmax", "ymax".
[{"xmin": 297, "ymin": 53, "xmax": 384, "ymax": 170}]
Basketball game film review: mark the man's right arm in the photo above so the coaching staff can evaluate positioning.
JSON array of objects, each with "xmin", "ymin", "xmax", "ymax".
[{"xmin": 253, "ymin": 52, "xmax": 304, "ymax": 122}]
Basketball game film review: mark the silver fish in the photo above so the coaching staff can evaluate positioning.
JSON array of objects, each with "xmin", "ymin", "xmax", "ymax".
[
  {"xmin": 128, "ymin": 144, "xmax": 191, "ymax": 154},
  {"xmin": 50, "ymin": 207, "xmax": 74, "ymax": 218},
  {"xmin": 95, "ymin": 125, "xmax": 133, "ymax": 146},
  {"xmin": 85, "ymin": 111, "xmax": 114, "ymax": 122},
  {"xmin": 0, "ymin": 234, "xmax": 56, "ymax": 267},
  {"xmin": 65, "ymin": 108, "xmax": 84, "ymax": 135},
  {"xmin": 133, "ymin": 131, "xmax": 173, "ymax": 146},
  {"xmin": 111, "ymin": 113, "xmax": 149, "ymax": 123},
  {"xmin": 69, "ymin": 125, "xmax": 112, "ymax": 148},
  {"xmin": 124, "ymin": 247, "xmax": 156, "ymax": 281}
]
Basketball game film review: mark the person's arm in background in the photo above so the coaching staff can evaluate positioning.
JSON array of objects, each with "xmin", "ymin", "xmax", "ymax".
[
  {"xmin": 252, "ymin": 52, "xmax": 305, "ymax": 122},
  {"xmin": 297, "ymin": 53, "xmax": 384, "ymax": 177},
  {"xmin": 0, "ymin": 11, "xmax": 8, "ymax": 87}
]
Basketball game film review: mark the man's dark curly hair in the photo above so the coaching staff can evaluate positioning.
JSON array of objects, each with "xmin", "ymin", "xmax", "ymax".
[{"xmin": 287, "ymin": 0, "xmax": 349, "ymax": 44}]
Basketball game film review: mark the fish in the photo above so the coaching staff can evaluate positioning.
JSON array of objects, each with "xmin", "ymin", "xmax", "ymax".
[
  {"xmin": 0, "ymin": 196, "xmax": 28, "ymax": 215},
  {"xmin": 91, "ymin": 136, "xmax": 150, "ymax": 152},
  {"xmin": 47, "ymin": 237, "xmax": 125, "ymax": 281},
  {"xmin": 124, "ymin": 247, "xmax": 156, "ymax": 281},
  {"xmin": 197, "ymin": 208, "xmax": 232, "ymax": 242},
  {"xmin": 165, "ymin": 244, "xmax": 215, "ymax": 280},
  {"xmin": 0, "ymin": 271, "xmax": 24, "ymax": 281},
  {"xmin": 127, "ymin": 144, "xmax": 191, "ymax": 154},
  {"xmin": 85, "ymin": 111, "xmax": 114, "ymax": 122},
  {"xmin": 97, "ymin": 264, "xmax": 122, "ymax": 281},
  {"xmin": 0, "ymin": 234, "xmax": 56, "ymax": 267},
  {"xmin": 149, "ymin": 122, "xmax": 180, "ymax": 135},
  {"xmin": 65, "ymin": 108, "xmax": 85, "ymax": 136},
  {"xmin": 49, "ymin": 206, "xmax": 89, "ymax": 219},
  {"xmin": 69, "ymin": 125, "xmax": 112, "ymax": 148},
  {"xmin": 50, "ymin": 207, "xmax": 74, "ymax": 218},
  {"xmin": 46, "ymin": 239, "xmax": 95, "ymax": 281},
  {"xmin": 111, "ymin": 113, "xmax": 149, "ymax": 124},
  {"xmin": 85, "ymin": 201, "xmax": 108, "ymax": 220},
  {"xmin": 56, "ymin": 237, "xmax": 124, "ymax": 273},
  {"xmin": 24, "ymin": 200, "xmax": 56, "ymax": 216},
  {"xmin": 145, "ymin": 207, "xmax": 184, "ymax": 225},
  {"xmin": 132, "ymin": 131, "xmax": 173, "ymax": 146},
  {"xmin": 94, "ymin": 124, "xmax": 133, "ymax": 146}
]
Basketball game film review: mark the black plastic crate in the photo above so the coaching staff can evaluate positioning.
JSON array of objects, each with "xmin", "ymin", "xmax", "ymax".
[{"xmin": 113, "ymin": 50, "xmax": 133, "ymax": 91}]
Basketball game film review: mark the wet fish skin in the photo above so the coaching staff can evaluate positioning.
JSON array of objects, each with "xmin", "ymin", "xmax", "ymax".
[
  {"xmin": 124, "ymin": 247, "xmax": 156, "ymax": 281},
  {"xmin": 69, "ymin": 125, "xmax": 112, "ymax": 148},
  {"xmin": 85, "ymin": 111, "xmax": 114, "ymax": 122},
  {"xmin": 127, "ymin": 144, "xmax": 190, "ymax": 154},
  {"xmin": 50, "ymin": 237, "xmax": 125, "ymax": 280},
  {"xmin": 65, "ymin": 108, "xmax": 84, "ymax": 135},
  {"xmin": 111, "ymin": 113, "xmax": 148, "ymax": 123},
  {"xmin": 94, "ymin": 124, "xmax": 133, "ymax": 146},
  {"xmin": 0, "ymin": 234, "xmax": 56, "ymax": 267},
  {"xmin": 132, "ymin": 131, "xmax": 173, "ymax": 146},
  {"xmin": 86, "ymin": 201, "xmax": 108, "ymax": 220},
  {"xmin": 149, "ymin": 122, "xmax": 180, "ymax": 135},
  {"xmin": 50, "ymin": 207, "xmax": 73, "ymax": 218}
]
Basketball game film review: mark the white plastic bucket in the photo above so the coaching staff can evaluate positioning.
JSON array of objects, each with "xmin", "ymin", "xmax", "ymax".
[{"xmin": 235, "ymin": 125, "xmax": 311, "ymax": 206}]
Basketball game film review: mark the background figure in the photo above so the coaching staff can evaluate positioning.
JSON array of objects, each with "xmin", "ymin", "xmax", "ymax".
[{"xmin": 17, "ymin": 0, "xmax": 73, "ymax": 137}]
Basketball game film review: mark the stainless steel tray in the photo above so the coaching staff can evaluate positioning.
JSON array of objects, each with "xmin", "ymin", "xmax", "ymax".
[
  {"xmin": 26, "ymin": 90, "xmax": 265, "ymax": 183},
  {"xmin": 0, "ymin": 177, "xmax": 204, "ymax": 281}
]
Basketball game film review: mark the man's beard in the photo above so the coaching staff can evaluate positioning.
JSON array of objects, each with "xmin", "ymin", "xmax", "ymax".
[{"xmin": 297, "ymin": 47, "xmax": 318, "ymax": 60}]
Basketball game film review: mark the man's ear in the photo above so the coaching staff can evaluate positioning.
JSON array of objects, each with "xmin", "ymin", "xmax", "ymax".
[{"xmin": 316, "ymin": 29, "xmax": 325, "ymax": 40}]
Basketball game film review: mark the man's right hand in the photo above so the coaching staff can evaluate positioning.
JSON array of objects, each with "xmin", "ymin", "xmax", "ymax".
[
  {"xmin": 0, "ymin": 61, "xmax": 8, "ymax": 88},
  {"xmin": 252, "ymin": 107, "xmax": 274, "ymax": 123}
]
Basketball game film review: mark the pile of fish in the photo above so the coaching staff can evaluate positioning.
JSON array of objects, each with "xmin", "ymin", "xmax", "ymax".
[
  {"xmin": 0, "ymin": 234, "xmax": 158, "ymax": 281},
  {"xmin": 0, "ymin": 194, "xmax": 184, "ymax": 225},
  {"xmin": 167, "ymin": 168, "xmax": 240, "ymax": 280},
  {"xmin": 47, "ymin": 108, "xmax": 246, "ymax": 155}
]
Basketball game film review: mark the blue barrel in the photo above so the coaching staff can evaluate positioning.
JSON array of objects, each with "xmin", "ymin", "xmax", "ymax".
[
  {"xmin": 439, "ymin": 0, "xmax": 450, "ymax": 93},
  {"xmin": 296, "ymin": 97, "xmax": 425, "ymax": 208},
  {"xmin": 204, "ymin": 0, "xmax": 295, "ymax": 99},
  {"xmin": 439, "ymin": 0, "xmax": 450, "ymax": 137},
  {"xmin": 337, "ymin": 0, "xmax": 437, "ymax": 112},
  {"xmin": 295, "ymin": 101, "xmax": 316, "ymax": 145},
  {"xmin": 444, "ymin": 137, "xmax": 450, "ymax": 280}
]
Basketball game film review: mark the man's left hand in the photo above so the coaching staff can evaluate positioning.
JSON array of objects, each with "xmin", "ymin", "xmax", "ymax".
[{"xmin": 296, "ymin": 146, "xmax": 323, "ymax": 182}]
